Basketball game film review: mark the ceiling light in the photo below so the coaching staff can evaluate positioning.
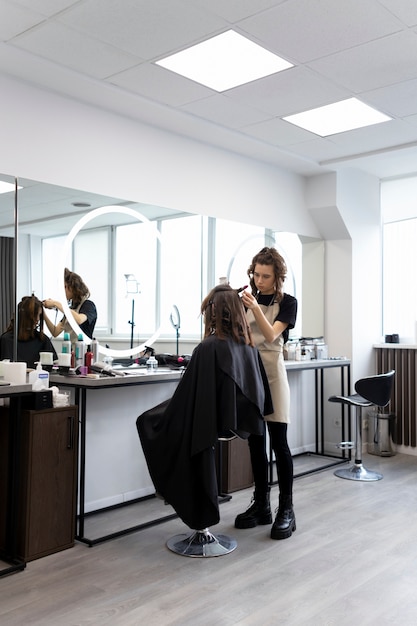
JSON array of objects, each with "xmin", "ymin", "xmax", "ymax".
[
  {"xmin": 0, "ymin": 181, "xmax": 22, "ymax": 194},
  {"xmin": 156, "ymin": 30, "xmax": 293, "ymax": 91},
  {"xmin": 283, "ymin": 98, "xmax": 391, "ymax": 137}
]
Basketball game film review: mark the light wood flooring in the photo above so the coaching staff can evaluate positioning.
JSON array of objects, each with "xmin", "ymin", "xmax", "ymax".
[{"xmin": 1, "ymin": 452, "xmax": 417, "ymax": 625}]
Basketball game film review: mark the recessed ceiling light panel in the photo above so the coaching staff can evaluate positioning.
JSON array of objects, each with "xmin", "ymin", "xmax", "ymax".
[
  {"xmin": 156, "ymin": 30, "xmax": 293, "ymax": 91},
  {"xmin": 283, "ymin": 98, "xmax": 392, "ymax": 137}
]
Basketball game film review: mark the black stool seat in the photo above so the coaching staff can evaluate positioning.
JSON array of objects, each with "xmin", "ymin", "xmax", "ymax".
[
  {"xmin": 328, "ymin": 370, "xmax": 395, "ymax": 481},
  {"xmin": 329, "ymin": 393, "xmax": 374, "ymax": 408}
]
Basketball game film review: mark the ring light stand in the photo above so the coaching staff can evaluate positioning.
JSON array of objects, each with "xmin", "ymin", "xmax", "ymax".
[
  {"xmin": 125, "ymin": 274, "xmax": 139, "ymax": 350},
  {"xmin": 170, "ymin": 305, "xmax": 181, "ymax": 354}
]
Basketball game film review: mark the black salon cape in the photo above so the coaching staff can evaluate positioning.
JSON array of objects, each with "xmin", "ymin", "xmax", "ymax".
[{"xmin": 137, "ymin": 335, "xmax": 273, "ymax": 530}]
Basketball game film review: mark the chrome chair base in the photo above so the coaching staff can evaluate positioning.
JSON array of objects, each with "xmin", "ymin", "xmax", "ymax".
[
  {"xmin": 334, "ymin": 463, "xmax": 383, "ymax": 481},
  {"xmin": 166, "ymin": 528, "xmax": 237, "ymax": 557}
]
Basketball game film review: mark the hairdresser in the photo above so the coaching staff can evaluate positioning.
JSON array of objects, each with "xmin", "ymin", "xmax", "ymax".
[
  {"xmin": 43, "ymin": 267, "xmax": 97, "ymax": 344},
  {"xmin": 0, "ymin": 295, "xmax": 58, "ymax": 368},
  {"xmin": 234, "ymin": 247, "xmax": 297, "ymax": 540}
]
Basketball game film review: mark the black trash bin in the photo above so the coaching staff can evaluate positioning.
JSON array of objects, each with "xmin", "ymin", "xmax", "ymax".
[{"xmin": 367, "ymin": 411, "xmax": 396, "ymax": 457}]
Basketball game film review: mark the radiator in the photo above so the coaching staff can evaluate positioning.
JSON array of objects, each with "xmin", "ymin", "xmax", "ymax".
[{"xmin": 375, "ymin": 347, "xmax": 416, "ymax": 447}]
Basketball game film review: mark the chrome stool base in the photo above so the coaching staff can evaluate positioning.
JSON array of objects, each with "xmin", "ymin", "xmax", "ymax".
[
  {"xmin": 334, "ymin": 463, "xmax": 383, "ymax": 481},
  {"xmin": 166, "ymin": 528, "xmax": 237, "ymax": 557}
]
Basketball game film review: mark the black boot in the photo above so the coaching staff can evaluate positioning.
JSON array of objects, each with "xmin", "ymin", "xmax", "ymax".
[
  {"xmin": 270, "ymin": 495, "xmax": 296, "ymax": 540},
  {"xmin": 234, "ymin": 489, "xmax": 272, "ymax": 529}
]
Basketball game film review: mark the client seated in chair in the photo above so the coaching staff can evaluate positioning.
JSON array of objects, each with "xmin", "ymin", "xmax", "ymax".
[{"xmin": 137, "ymin": 284, "xmax": 273, "ymax": 555}]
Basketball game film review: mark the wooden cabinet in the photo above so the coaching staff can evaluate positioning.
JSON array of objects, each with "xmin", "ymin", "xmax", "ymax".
[
  {"xmin": 218, "ymin": 437, "xmax": 254, "ymax": 494},
  {"xmin": 0, "ymin": 406, "xmax": 78, "ymax": 561}
]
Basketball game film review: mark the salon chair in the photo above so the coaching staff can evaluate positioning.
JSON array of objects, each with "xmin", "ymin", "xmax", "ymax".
[
  {"xmin": 328, "ymin": 370, "xmax": 395, "ymax": 481},
  {"xmin": 166, "ymin": 432, "xmax": 238, "ymax": 558},
  {"xmin": 166, "ymin": 527, "xmax": 237, "ymax": 557}
]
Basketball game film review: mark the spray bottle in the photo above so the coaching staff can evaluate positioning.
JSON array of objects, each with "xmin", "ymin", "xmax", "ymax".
[{"xmin": 75, "ymin": 333, "xmax": 85, "ymax": 367}]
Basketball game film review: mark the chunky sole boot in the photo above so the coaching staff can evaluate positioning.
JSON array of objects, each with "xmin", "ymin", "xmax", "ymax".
[
  {"xmin": 234, "ymin": 492, "xmax": 272, "ymax": 529},
  {"xmin": 270, "ymin": 496, "xmax": 296, "ymax": 540}
]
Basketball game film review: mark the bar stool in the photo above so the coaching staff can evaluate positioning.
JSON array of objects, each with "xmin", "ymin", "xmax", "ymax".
[{"xmin": 328, "ymin": 370, "xmax": 395, "ymax": 481}]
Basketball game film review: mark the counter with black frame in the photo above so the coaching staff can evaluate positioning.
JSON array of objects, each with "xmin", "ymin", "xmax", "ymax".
[
  {"xmin": 271, "ymin": 358, "xmax": 352, "ymax": 483},
  {"xmin": 50, "ymin": 359, "xmax": 351, "ymax": 547},
  {"xmin": 0, "ymin": 382, "xmax": 33, "ymax": 577},
  {"xmin": 50, "ymin": 368, "xmax": 183, "ymax": 546}
]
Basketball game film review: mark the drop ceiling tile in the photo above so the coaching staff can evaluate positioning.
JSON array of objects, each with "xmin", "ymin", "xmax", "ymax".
[
  {"xmin": 377, "ymin": 0, "xmax": 417, "ymax": 27},
  {"xmin": 0, "ymin": 1, "xmax": 45, "ymax": 39},
  {"xmin": 225, "ymin": 66, "xmax": 348, "ymax": 117},
  {"xmin": 56, "ymin": 0, "xmax": 227, "ymax": 60},
  {"xmin": 180, "ymin": 94, "xmax": 269, "ymax": 129},
  {"xmin": 237, "ymin": 0, "xmax": 404, "ymax": 63},
  {"xmin": 285, "ymin": 137, "xmax": 350, "ymax": 162},
  {"xmin": 190, "ymin": 0, "xmax": 285, "ymax": 23},
  {"xmin": 108, "ymin": 63, "xmax": 213, "ymax": 107},
  {"xmin": 241, "ymin": 116, "xmax": 313, "ymax": 146},
  {"xmin": 404, "ymin": 113, "xmax": 417, "ymax": 127},
  {"xmin": 364, "ymin": 78, "xmax": 417, "ymax": 118},
  {"xmin": 12, "ymin": 0, "xmax": 79, "ymax": 16},
  {"xmin": 309, "ymin": 30, "xmax": 417, "ymax": 93},
  {"xmin": 11, "ymin": 21, "xmax": 141, "ymax": 79}
]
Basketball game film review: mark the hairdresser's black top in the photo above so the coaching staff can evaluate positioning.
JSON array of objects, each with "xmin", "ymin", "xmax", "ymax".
[
  {"xmin": 257, "ymin": 292, "xmax": 297, "ymax": 343},
  {"xmin": 63, "ymin": 299, "xmax": 97, "ymax": 339},
  {"xmin": 0, "ymin": 330, "xmax": 57, "ymax": 369}
]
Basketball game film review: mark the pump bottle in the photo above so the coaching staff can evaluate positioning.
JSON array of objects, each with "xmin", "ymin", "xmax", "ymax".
[{"xmin": 29, "ymin": 362, "xmax": 49, "ymax": 390}]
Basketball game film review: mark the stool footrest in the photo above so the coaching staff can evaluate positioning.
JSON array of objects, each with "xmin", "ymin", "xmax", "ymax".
[{"xmin": 336, "ymin": 441, "xmax": 354, "ymax": 450}]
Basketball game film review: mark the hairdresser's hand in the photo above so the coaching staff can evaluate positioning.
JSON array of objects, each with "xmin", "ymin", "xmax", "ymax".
[
  {"xmin": 43, "ymin": 298, "xmax": 59, "ymax": 310},
  {"xmin": 240, "ymin": 290, "xmax": 258, "ymax": 311}
]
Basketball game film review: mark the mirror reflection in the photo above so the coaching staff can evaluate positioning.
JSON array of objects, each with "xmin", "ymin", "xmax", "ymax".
[{"xmin": 0, "ymin": 174, "xmax": 324, "ymax": 352}]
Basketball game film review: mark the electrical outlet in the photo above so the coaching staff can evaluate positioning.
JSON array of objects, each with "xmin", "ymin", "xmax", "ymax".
[
  {"xmin": 334, "ymin": 417, "xmax": 341, "ymax": 427},
  {"xmin": 363, "ymin": 418, "xmax": 369, "ymax": 429}
]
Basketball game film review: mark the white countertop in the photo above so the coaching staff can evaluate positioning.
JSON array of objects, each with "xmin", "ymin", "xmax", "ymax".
[{"xmin": 373, "ymin": 343, "xmax": 417, "ymax": 349}]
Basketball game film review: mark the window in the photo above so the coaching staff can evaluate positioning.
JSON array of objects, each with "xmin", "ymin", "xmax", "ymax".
[
  {"xmin": 159, "ymin": 214, "xmax": 203, "ymax": 338},
  {"xmin": 382, "ymin": 177, "xmax": 417, "ymax": 343},
  {"xmin": 41, "ymin": 214, "xmax": 303, "ymax": 344},
  {"xmin": 74, "ymin": 229, "xmax": 109, "ymax": 332},
  {"xmin": 115, "ymin": 222, "xmax": 157, "ymax": 339},
  {"xmin": 42, "ymin": 235, "xmax": 69, "ymax": 300}
]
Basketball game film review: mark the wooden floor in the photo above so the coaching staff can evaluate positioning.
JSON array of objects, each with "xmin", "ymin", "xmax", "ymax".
[{"xmin": 1, "ymin": 452, "xmax": 417, "ymax": 625}]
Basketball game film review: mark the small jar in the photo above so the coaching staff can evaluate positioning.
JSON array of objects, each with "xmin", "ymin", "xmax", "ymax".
[{"xmin": 146, "ymin": 356, "xmax": 158, "ymax": 372}]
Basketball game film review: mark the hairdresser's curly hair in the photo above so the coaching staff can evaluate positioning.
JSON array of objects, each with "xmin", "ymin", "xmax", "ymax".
[
  {"xmin": 64, "ymin": 267, "xmax": 90, "ymax": 307},
  {"xmin": 201, "ymin": 284, "xmax": 254, "ymax": 346},
  {"xmin": 6, "ymin": 295, "xmax": 46, "ymax": 341},
  {"xmin": 247, "ymin": 246, "xmax": 287, "ymax": 303}
]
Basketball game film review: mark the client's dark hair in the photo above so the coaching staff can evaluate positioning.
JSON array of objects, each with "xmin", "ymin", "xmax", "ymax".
[
  {"xmin": 201, "ymin": 284, "xmax": 254, "ymax": 346},
  {"xmin": 6, "ymin": 295, "xmax": 45, "ymax": 341}
]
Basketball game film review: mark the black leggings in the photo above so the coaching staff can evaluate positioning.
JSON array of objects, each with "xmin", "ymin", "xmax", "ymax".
[{"xmin": 248, "ymin": 422, "xmax": 293, "ymax": 497}]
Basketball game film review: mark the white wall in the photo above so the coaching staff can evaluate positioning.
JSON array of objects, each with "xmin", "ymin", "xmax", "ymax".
[{"xmin": 0, "ymin": 73, "xmax": 320, "ymax": 238}]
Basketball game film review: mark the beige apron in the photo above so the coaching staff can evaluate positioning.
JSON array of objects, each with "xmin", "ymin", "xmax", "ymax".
[{"xmin": 247, "ymin": 300, "xmax": 290, "ymax": 423}]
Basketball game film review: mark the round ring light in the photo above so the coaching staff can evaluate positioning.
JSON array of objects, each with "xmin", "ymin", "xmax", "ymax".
[{"xmin": 60, "ymin": 205, "xmax": 162, "ymax": 358}]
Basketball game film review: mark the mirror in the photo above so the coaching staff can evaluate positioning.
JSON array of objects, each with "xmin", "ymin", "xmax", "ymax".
[{"xmin": 0, "ymin": 173, "xmax": 324, "ymax": 343}]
